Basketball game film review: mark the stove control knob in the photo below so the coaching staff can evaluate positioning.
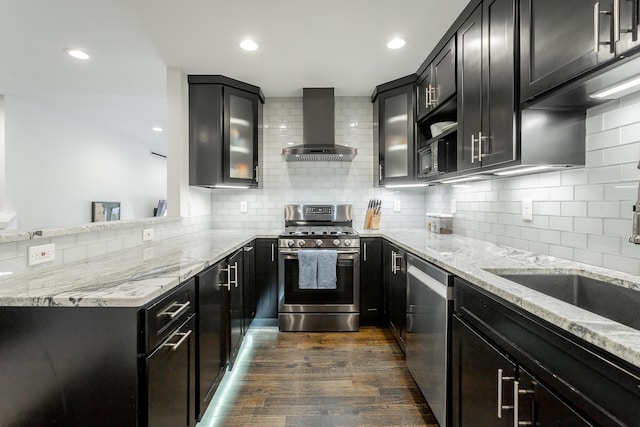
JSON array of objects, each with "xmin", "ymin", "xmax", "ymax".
[
  {"xmin": 287, "ymin": 239, "xmax": 295, "ymax": 247},
  {"xmin": 297, "ymin": 240, "xmax": 305, "ymax": 247},
  {"xmin": 333, "ymin": 239, "xmax": 341, "ymax": 246},
  {"xmin": 344, "ymin": 239, "xmax": 352, "ymax": 246},
  {"xmin": 315, "ymin": 239, "xmax": 323, "ymax": 247}
]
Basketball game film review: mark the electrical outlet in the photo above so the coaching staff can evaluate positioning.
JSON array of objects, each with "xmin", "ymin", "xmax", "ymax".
[
  {"xmin": 143, "ymin": 247, "xmax": 154, "ymax": 261},
  {"xmin": 240, "ymin": 201, "xmax": 248, "ymax": 213},
  {"xmin": 522, "ymin": 198, "xmax": 533, "ymax": 221},
  {"xmin": 28, "ymin": 243, "xmax": 55, "ymax": 266},
  {"xmin": 451, "ymin": 199, "xmax": 457, "ymax": 214},
  {"xmin": 143, "ymin": 228, "xmax": 154, "ymax": 241},
  {"xmin": 393, "ymin": 200, "xmax": 401, "ymax": 212}
]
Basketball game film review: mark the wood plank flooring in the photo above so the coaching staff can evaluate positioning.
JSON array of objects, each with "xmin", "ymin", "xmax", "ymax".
[{"xmin": 197, "ymin": 326, "xmax": 439, "ymax": 427}]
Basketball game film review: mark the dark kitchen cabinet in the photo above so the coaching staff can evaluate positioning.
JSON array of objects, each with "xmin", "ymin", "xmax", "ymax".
[
  {"xmin": 520, "ymin": 0, "xmax": 616, "ymax": 103},
  {"xmin": 615, "ymin": 0, "xmax": 640, "ymax": 55},
  {"xmin": 147, "ymin": 314, "xmax": 196, "ymax": 427},
  {"xmin": 417, "ymin": 37, "xmax": 456, "ymax": 120},
  {"xmin": 243, "ymin": 242, "xmax": 256, "ymax": 333},
  {"xmin": 454, "ymin": 278, "xmax": 640, "ymax": 427},
  {"xmin": 226, "ymin": 248, "xmax": 244, "ymax": 370},
  {"xmin": 143, "ymin": 278, "xmax": 197, "ymax": 427},
  {"xmin": 452, "ymin": 316, "xmax": 593, "ymax": 427},
  {"xmin": 457, "ymin": 0, "xmax": 516, "ymax": 172},
  {"xmin": 372, "ymin": 75, "xmax": 417, "ymax": 186},
  {"xmin": 383, "ymin": 241, "xmax": 407, "ymax": 352},
  {"xmin": 195, "ymin": 262, "xmax": 227, "ymax": 420},
  {"xmin": 452, "ymin": 315, "xmax": 516, "ymax": 427},
  {"xmin": 255, "ymin": 238, "xmax": 279, "ymax": 319},
  {"xmin": 188, "ymin": 75, "xmax": 264, "ymax": 188},
  {"xmin": 359, "ymin": 238, "xmax": 384, "ymax": 326}
]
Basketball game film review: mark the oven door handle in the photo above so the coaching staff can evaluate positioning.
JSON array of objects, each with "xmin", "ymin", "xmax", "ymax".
[{"xmin": 279, "ymin": 250, "xmax": 360, "ymax": 255}]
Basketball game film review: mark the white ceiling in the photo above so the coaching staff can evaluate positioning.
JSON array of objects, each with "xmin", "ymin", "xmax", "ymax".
[{"xmin": 0, "ymin": 0, "xmax": 470, "ymax": 146}]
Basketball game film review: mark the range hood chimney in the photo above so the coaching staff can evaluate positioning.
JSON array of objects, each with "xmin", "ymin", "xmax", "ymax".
[{"xmin": 282, "ymin": 88, "xmax": 357, "ymax": 161}]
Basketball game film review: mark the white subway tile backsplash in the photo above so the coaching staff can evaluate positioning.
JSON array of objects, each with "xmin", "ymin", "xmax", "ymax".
[
  {"xmin": 602, "ymin": 142, "xmax": 640, "ymax": 166},
  {"xmin": 561, "ymin": 201, "xmax": 587, "ymax": 217},
  {"xmin": 587, "ymin": 201, "xmax": 620, "ymax": 218},
  {"xmin": 586, "ymin": 128, "xmax": 620, "ymax": 150},
  {"xmin": 603, "ymin": 103, "xmax": 640, "ymax": 130},
  {"xmin": 574, "ymin": 217, "xmax": 603, "ymax": 234}
]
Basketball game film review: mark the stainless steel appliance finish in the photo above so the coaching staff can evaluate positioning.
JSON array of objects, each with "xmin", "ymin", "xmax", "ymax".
[
  {"xmin": 417, "ymin": 137, "xmax": 457, "ymax": 179},
  {"xmin": 630, "ymin": 161, "xmax": 640, "ymax": 244},
  {"xmin": 281, "ymin": 89, "xmax": 357, "ymax": 161},
  {"xmin": 278, "ymin": 204, "xmax": 360, "ymax": 332},
  {"xmin": 406, "ymin": 254, "xmax": 454, "ymax": 427}
]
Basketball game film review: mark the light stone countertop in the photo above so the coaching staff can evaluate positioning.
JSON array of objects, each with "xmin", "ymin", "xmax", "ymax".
[
  {"xmin": 1, "ymin": 227, "xmax": 639, "ymax": 368},
  {"xmin": 360, "ymin": 228, "xmax": 640, "ymax": 369},
  {"xmin": 0, "ymin": 229, "xmax": 281, "ymax": 308}
]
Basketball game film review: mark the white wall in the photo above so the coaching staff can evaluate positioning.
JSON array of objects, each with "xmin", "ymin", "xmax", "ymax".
[
  {"xmin": 210, "ymin": 96, "xmax": 426, "ymax": 230},
  {"xmin": 5, "ymin": 96, "xmax": 167, "ymax": 230},
  {"xmin": 425, "ymin": 92, "xmax": 640, "ymax": 275}
]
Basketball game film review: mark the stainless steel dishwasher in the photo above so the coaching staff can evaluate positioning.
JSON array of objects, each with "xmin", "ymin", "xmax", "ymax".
[{"xmin": 406, "ymin": 254, "xmax": 453, "ymax": 427}]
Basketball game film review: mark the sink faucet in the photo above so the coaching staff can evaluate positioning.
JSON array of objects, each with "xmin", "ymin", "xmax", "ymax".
[{"xmin": 630, "ymin": 161, "xmax": 640, "ymax": 244}]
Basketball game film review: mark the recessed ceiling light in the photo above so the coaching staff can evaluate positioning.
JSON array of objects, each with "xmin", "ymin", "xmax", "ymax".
[
  {"xmin": 240, "ymin": 39, "xmax": 258, "ymax": 51},
  {"xmin": 387, "ymin": 38, "xmax": 406, "ymax": 49},
  {"xmin": 64, "ymin": 48, "xmax": 90, "ymax": 60},
  {"xmin": 152, "ymin": 127, "xmax": 163, "ymax": 132}
]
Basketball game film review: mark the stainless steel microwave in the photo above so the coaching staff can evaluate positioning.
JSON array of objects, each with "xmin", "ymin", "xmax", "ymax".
[{"xmin": 417, "ymin": 138, "xmax": 456, "ymax": 179}]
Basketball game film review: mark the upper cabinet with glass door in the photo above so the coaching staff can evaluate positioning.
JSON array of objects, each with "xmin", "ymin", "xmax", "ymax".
[
  {"xmin": 372, "ymin": 75, "xmax": 417, "ymax": 186},
  {"xmin": 189, "ymin": 75, "xmax": 264, "ymax": 188}
]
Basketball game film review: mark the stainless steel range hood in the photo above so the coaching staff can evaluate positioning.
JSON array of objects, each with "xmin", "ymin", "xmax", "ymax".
[{"xmin": 282, "ymin": 88, "xmax": 357, "ymax": 161}]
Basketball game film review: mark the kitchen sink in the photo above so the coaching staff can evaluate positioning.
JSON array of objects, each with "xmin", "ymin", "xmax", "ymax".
[{"xmin": 491, "ymin": 271, "xmax": 640, "ymax": 330}]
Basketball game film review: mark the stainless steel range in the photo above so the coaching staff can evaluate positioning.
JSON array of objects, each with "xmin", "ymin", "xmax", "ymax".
[{"xmin": 278, "ymin": 204, "xmax": 360, "ymax": 332}]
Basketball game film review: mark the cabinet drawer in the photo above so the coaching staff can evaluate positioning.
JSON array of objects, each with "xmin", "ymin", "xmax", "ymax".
[{"xmin": 144, "ymin": 278, "xmax": 196, "ymax": 352}]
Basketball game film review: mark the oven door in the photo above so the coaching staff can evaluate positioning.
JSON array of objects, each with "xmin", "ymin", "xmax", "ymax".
[{"xmin": 278, "ymin": 249, "xmax": 360, "ymax": 314}]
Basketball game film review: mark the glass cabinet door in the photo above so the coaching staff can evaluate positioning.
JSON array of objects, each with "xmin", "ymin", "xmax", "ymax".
[
  {"xmin": 224, "ymin": 87, "xmax": 259, "ymax": 185},
  {"xmin": 378, "ymin": 84, "xmax": 415, "ymax": 184}
]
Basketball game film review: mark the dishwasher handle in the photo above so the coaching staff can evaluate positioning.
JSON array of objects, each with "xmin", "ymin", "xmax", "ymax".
[{"xmin": 407, "ymin": 257, "xmax": 453, "ymax": 301}]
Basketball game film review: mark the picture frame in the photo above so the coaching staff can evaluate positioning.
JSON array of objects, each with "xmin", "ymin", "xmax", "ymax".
[{"xmin": 92, "ymin": 201, "xmax": 121, "ymax": 222}]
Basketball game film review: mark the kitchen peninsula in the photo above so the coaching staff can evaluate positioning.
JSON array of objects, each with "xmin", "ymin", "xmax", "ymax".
[{"xmin": 0, "ymin": 227, "xmax": 639, "ymax": 426}]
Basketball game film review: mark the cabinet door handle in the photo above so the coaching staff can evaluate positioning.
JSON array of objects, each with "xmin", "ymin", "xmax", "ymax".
[
  {"xmin": 271, "ymin": 243, "xmax": 275, "ymax": 262},
  {"xmin": 513, "ymin": 380, "xmax": 535, "ymax": 426},
  {"xmin": 471, "ymin": 133, "xmax": 477, "ymax": 163},
  {"xmin": 158, "ymin": 301, "xmax": 191, "ymax": 320},
  {"xmin": 162, "ymin": 329, "xmax": 192, "ymax": 352},
  {"xmin": 220, "ymin": 266, "xmax": 231, "ymax": 290},
  {"xmin": 391, "ymin": 250, "xmax": 397, "ymax": 274},
  {"xmin": 244, "ymin": 246, "xmax": 254, "ymax": 252},
  {"xmin": 594, "ymin": 2, "xmax": 614, "ymax": 52},
  {"xmin": 255, "ymin": 165, "xmax": 259, "ymax": 183},
  {"xmin": 624, "ymin": 0, "xmax": 639, "ymax": 40},
  {"xmin": 425, "ymin": 86, "xmax": 430, "ymax": 108},
  {"xmin": 363, "ymin": 243, "xmax": 368, "ymax": 262},
  {"xmin": 231, "ymin": 262, "xmax": 239, "ymax": 288},
  {"xmin": 497, "ymin": 368, "xmax": 515, "ymax": 418},
  {"xmin": 614, "ymin": 0, "xmax": 621, "ymax": 41},
  {"xmin": 379, "ymin": 163, "xmax": 383, "ymax": 181}
]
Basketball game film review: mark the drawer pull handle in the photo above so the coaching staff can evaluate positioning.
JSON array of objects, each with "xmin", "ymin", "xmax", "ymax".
[
  {"xmin": 497, "ymin": 368, "xmax": 515, "ymax": 418},
  {"xmin": 158, "ymin": 301, "xmax": 190, "ymax": 319},
  {"xmin": 513, "ymin": 380, "xmax": 534, "ymax": 426},
  {"xmin": 162, "ymin": 330, "xmax": 192, "ymax": 352}
]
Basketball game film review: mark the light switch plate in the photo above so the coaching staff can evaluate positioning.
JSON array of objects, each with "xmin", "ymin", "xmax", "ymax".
[
  {"xmin": 240, "ymin": 201, "xmax": 248, "ymax": 213},
  {"xmin": 522, "ymin": 198, "xmax": 533, "ymax": 221},
  {"xmin": 28, "ymin": 243, "xmax": 55, "ymax": 266},
  {"xmin": 451, "ymin": 199, "xmax": 457, "ymax": 214},
  {"xmin": 393, "ymin": 200, "xmax": 401, "ymax": 212}
]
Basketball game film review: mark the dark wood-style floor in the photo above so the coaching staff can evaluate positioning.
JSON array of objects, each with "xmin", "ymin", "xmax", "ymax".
[{"xmin": 197, "ymin": 326, "xmax": 438, "ymax": 427}]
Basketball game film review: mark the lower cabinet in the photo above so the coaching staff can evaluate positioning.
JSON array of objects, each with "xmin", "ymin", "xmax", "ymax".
[
  {"xmin": 227, "ymin": 249, "xmax": 244, "ymax": 370},
  {"xmin": 195, "ymin": 262, "xmax": 227, "ymax": 420},
  {"xmin": 254, "ymin": 238, "xmax": 278, "ymax": 319},
  {"xmin": 452, "ymin": 316, "xmax": 592, "ymax": 427},
  {"xmin": 383, "ymin": 240, "xmax": 407, "ymax": 352},
  {"xmin": 359, "ymin": 238, "xmax": 384, "ymax": 325},
  {"xmin": 243, "ymin": 242, "xmax": 256, "ymax": 333},
  {"xmin": 453, "ymin": 278, "xmax": 639, "ymax": 427},
  {"xmin": 147, "ymin": 314, "xmax": 196, "ymax": 427}
]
